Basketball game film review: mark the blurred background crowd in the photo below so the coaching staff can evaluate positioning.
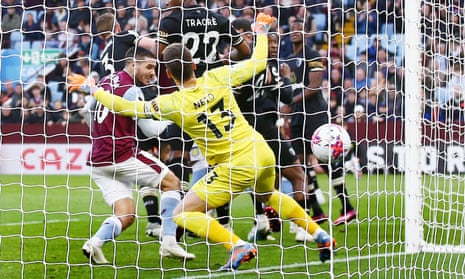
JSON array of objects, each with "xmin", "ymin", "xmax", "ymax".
[{"xmin": 1, "ymin": 0, "xmax": 465, "ymax": 126}]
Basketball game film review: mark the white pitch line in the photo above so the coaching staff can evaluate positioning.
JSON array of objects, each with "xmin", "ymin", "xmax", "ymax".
[
  {"xmin": 174, "ymin": 251, "xmax": 408, "ymax": 279},
  {"xmin": 0, "ymin": 218, "xmax": 81, "ymax": 226}
]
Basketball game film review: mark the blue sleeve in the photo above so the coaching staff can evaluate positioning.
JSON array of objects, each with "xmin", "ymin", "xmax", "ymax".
[{"xmin": 123, "ymin": 86, "xmax": 144, "ymax": 102}]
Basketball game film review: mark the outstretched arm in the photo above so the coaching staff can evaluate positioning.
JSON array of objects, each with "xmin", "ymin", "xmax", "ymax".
[
  {"xmin": 212, "ymin": 13, "xmax": 275, "ymax": 86},
  {"xmin": 67, "ymin": 74, "xmax": 158, "ymax": 119},
  {"xmin": 93, "ymin": 88, "xmax": 156, "ymax": 119}
]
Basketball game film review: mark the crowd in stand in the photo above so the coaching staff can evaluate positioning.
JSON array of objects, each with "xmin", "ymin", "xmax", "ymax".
[{"xmin": 1, "ymin": 0, "xmax": 463, "ymax": 126}]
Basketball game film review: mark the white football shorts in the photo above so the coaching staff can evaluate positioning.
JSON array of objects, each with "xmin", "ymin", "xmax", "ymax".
[{"xmin": 91, "ymin": 150, "xmax": 169, "ymax": 205}]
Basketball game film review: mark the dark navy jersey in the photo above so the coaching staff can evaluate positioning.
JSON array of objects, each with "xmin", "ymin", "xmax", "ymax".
[
  {"xmin": 97, "ymin": 30, "xmax": 139, "ymax": 78},
  {"xmin": 286, "ymin": 45, "xmax": 327, "ymax": 115},
  {"xmin": 234, "ymin": 59, "xmax": 293, "ymax": 127},
  {"xmin": 159, "ymin": 6, "xmax": 243, "ymax": 75}
]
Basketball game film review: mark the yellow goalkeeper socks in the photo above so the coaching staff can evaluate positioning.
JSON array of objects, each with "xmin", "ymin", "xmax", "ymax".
[
  {"xmin": 266, "ymin": 191, "xmax": 320, "ymax": 235},
  {"xmin": 173, "ymin": 211, "xmax": 240, "ymax": 250}
]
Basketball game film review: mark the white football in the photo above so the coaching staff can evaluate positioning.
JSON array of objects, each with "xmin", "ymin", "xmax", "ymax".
[{"xmin": 311, "ymin": 123, "xmax": 352, "ymax": 162}]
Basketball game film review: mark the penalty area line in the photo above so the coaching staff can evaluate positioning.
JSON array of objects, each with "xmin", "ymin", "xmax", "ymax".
[
  {"xmin": 176, "ymin": 251, "xmax": 408, "ymax": 279},
  {"xmin": 0, "ymin": 218, "xmax": 82, "ymax": 226}
]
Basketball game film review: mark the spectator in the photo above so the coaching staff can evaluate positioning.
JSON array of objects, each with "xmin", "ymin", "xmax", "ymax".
[
  {"xmin": 45, "ymin": 95, "xmax": 67, "ymax": 126},
  {"xmin": 28, "ymin": 84, "xmax": 43, "ymax": 107},
  {"xmin": 356, "ymin": 0, "xmax": 377, "ymax": 36},
  {"xmin": 353, "ymin": 104, "xmax": 366, "ymax": 122},
  {"xmin": 47, "ymin": 53, "xmax": 69, "ymax": 96},
  {"xmin": 357, "ymin": 87, "xmax": 368, "ymax": 106},
  {"xmin": 56, "ymin": 20, "xmax": 79, "ymax": 49},
  {"xmin": 444, "ymin": 84, "xmax": 465, "ymax": 123},
  {"xmin": 366, "ymin": 36, "xmax": 385, "ymax": 64},
  {"xmin": 304, "ymin": 8, "xmax": 318, "ymax": 48},
  {"xmin": 353, "ymin": 67, "xmax": 370, "ymax": 91},
  {"xmin": 0, "ymin": 97, "xmax": 21, "ymax": 123},
  {"xmin": 279, "ymin": 16, "xmax": 297, "ymax": 59},
  {"xmin": 366, "ymin": 88, "xmax": 386, "ymax": 123},
  {"xmin": 68, "ymin": 0, "xmax": 91, "ymax": 32},
  {"xmin": 27, "ymin": 84, "xmax": 45, "ymax": 124},
  {"xmin": 1, "ymin": 81, "xmax": 18, "ymax": 107},
  {"xmin": 68, "ymin": 91, "xmax": 87, "ymax": 124},
  {"xmin": 1, "ymin": 7, "xmax": 21, "ymax": 48},
  {"xmin": 148, "ymin": 8, "xmax": 160, "ymax": 33},
  {"xmin": 385, "ymin": 83, "xmax": 403, "ymax": 120},
  {"xmin": 343, "ymin": 88, "xmax": 358, "ymax": 122},
  {"xmin": 77, "ymin": 33, "xmax": 92, "ymax": 56},
  {"xmin": 51, "ymin": 6, "xmax": 68, "ymax": 27},
  {"xmin": 126, "ymin": 10, "xmax": 149, "ymax": 35},
  {"xmin": 22, "ymin": 12, "xmax": 44, "ymax": 45},
  {"xmin": 116, "ymin": 5, "xmax": 131, "ymax": 30},
  {"xmin": 138, "ymin": 0, "xmax": 155, "ymax": 24}
]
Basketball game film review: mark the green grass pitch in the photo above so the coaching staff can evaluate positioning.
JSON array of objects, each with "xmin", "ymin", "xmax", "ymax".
[{"xmin": 1, "ymin": 173, "xmax": 465, "ymax": 278}]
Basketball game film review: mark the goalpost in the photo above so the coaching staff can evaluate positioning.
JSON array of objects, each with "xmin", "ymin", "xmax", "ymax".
[
  {"xmin": 3, "ymin": 0, "xmax": 465, "ymax": 278},
  {"xmin": 403, "ymin": 0, "xmax": 424, "ymax": 254},
  {"xmin": 404, "ymin": 0, "xmax": 465, "ymax": 255}
]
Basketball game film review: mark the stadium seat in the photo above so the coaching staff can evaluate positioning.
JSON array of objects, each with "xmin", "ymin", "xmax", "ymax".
[
  {"xmin": 344, "ymin": 43, "xmax": 358, "ymax": 61},
  {"xmin": 0, "ymin": 49, "xmax": 21, "ymax": 86},
  {"xmin": 10, "ymin": 31, "xmax": 23, "ymax": 49},
  {"xmin": 391, "ymin": 34, "xmax": 405, "ymax": 66},
  {"xmin": 370, "ymin": 34, "xmax": 389, "ymax": 50},
  {"xmin": 380, "ymin": 23, "xmax": 395, "ymax": 38},
  {"xmin": 47, "ymin": 81, "xmax": 64, "ymax": 104},
  {"xmin": 21, "ymin": 41, "xmax": 32, "ymax": 49},
  {"xmin": 351, "ymin": 34, "xmax": 369, "ymax": 54},
  {"xmin": 313, "ymin": 13, "xmax": 327, "ymax": 43},
  {"xmin": 31, "ymin": 41, "xmax": 44, "ymax": 49}
]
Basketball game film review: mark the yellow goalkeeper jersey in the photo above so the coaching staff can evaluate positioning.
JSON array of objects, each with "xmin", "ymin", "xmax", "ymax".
[{"xmin": 94, "ymin": 34, "xmax": 270, "ymax": 167}]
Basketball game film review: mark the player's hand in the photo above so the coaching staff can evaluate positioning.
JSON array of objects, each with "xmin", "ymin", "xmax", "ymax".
[
  {"xmin": 68, "ymin": 74, "xmax": 97, "ymax": 94},
  {"xmin": 280, "ymin": 63, "xmax": 291, "ymax": 79},
  {"xmin": 252, "ymin": 13, "xmax": 275, "ymax": 34}
]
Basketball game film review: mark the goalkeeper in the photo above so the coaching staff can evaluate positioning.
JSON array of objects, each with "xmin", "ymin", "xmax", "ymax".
[{"xmin": 91, "ymin": 14, "xmax": 335, "ymax": 271}]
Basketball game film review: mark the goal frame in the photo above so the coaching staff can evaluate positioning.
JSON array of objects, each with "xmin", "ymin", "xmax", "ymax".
[{"xmin": 404, "ymin": 0, "xmax": 465, "ymax": 254}]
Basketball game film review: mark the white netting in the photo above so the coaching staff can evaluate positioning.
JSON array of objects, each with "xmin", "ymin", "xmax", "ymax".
[{"xmin": 2, "ymin": 0, "xmax": 465, "ymax": 278}]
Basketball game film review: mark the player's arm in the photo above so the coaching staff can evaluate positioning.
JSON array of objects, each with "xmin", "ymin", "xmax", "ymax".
[
  {"xmin": 93, "ymin": 88, "xmax": 156, "ymax": 119},
  {"xmin": 213, "ymin": 34, "xmax": 268, "ymax": 86},
  {"xmin": 222, "ymin": 36, "xmax": 251, "ymax": 63},
  {"xmin": 138, "ymin": 36, "xmax": 157, "ymax": 56},
  {"xmin": 68, "ymin": 74, "xmax": 159, "ymax": 120},
  {"xmin": 213, "ymin": 13, "xmax": 274, "ymax": 86},
  {"xmin": 124, "ymin": 86, "xmax": 172, "ymax": 136},
  {"xmin": 292, "ymin": 56, "xmax": 324, "ymax": 104},
  {"xmin": 276, "ymin": 63, "xmax": 294, "ymax": 105}
]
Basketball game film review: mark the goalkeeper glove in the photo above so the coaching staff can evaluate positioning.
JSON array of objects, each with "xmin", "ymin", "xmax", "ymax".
[
  {"xmin": 252, "ymin": 13, "xmax": 275, "ymax": 34},
  {"xmin": 68, "ymin": 74, "xmax": 98, "ymax": 94}
]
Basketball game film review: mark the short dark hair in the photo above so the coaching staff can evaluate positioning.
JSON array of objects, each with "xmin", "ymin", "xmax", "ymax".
[
  {"xmin": 124, "ymin": 46, "xmax": 156, "ymax": 65},
  {"xmin": 162, "ymin": 43, "xmax": 194, "ymax": 81},
  {"xmin": 232, "ymin": 18, "xmax": 252, "ymax": 32}
]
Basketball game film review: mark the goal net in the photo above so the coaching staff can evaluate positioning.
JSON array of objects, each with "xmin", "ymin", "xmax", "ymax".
[{"xmin": 1, "ymin": 0, "xmax": 465, "ymax": 278}]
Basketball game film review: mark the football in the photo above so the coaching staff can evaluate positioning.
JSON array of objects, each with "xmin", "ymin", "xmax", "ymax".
[{"xmin": 311, "ymin": 123, "xmax": 352, "ymax": 162}]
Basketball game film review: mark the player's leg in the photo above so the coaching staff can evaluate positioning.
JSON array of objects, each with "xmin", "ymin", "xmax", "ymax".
[
  {"xmin": 134, "ymin": 151, "xmax": 195, "ymax": 259},
  {"xmin": 162, "ymin": 124, "xmax": 193, "ymax": 184},
  {"xmin": 254, "ymin": 152, "xmax": 335, "ymax": 263},
  {"xmin": 173, "ymin": 165, "xmax": 258, "ymax": 271},
  {"xmin": 83, "ymin": 165, "xmax": 135, "ymax": 264},
  {"xmin": 322, "ymin": 161, "xmax": 357, "ymax": 226},
  {"xmin": 247, "ymin": 191, "xmax": 272, "ymax": 241},
  {"xmin": 290, "ymin": 134, "xmax": 326, "ymax": 221},
  {"xmin": 136, "ymin": 134, "xmax": 163, "ymax": 238}
]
